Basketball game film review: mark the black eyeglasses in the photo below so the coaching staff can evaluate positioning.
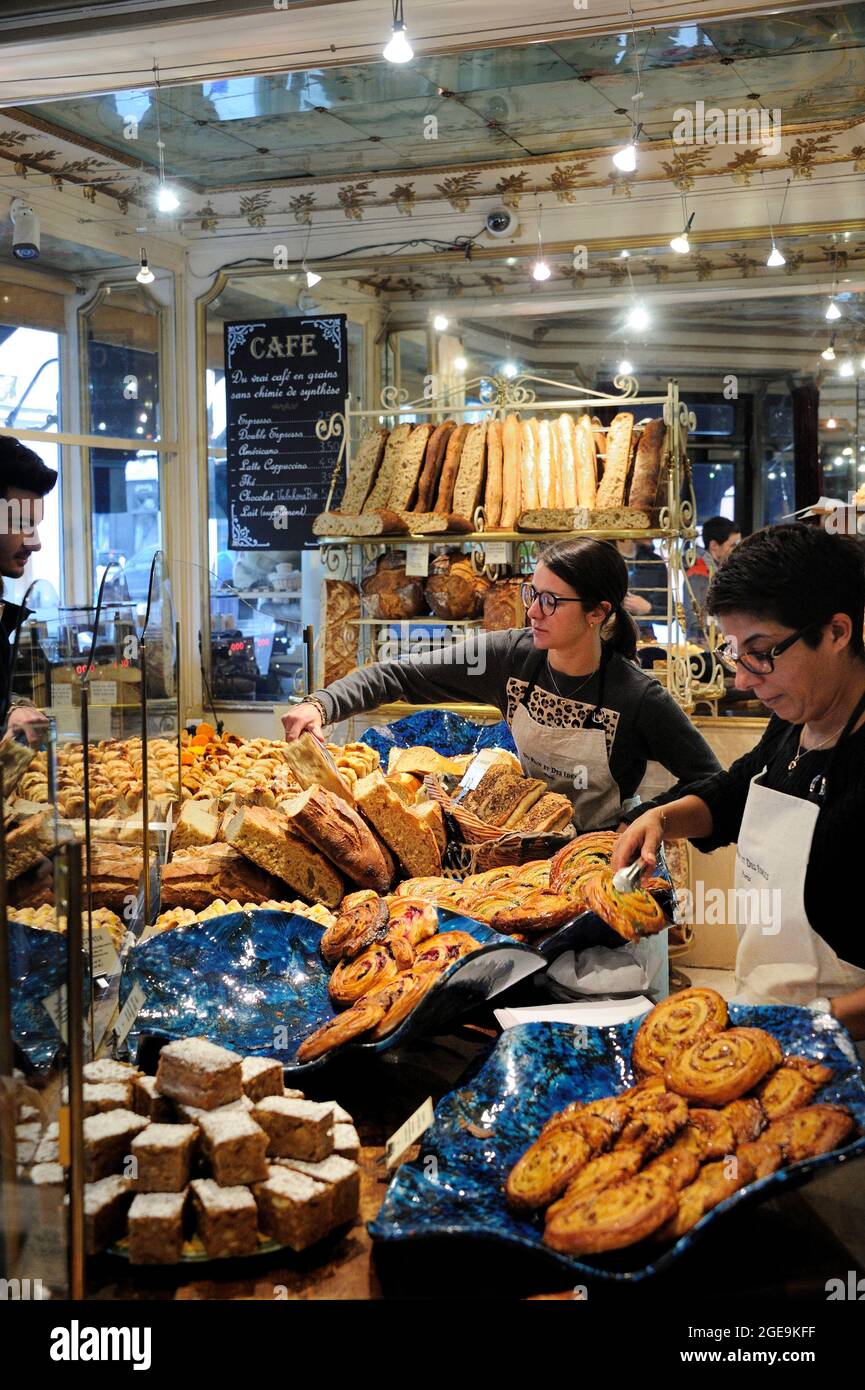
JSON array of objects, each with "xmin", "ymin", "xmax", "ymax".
[
  {"xmin": 717, "ymin": 623, "xmax": 818, "ymax": 676},
  {"xmin": 520, "ymin": 583, "xmax": 586, "ymax": 618}
]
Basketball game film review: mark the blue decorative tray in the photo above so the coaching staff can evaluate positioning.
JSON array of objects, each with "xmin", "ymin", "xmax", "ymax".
[
  {"xmin": 120, "ymin": 907, "xmax": 544, "ymax": 1075},
  {"xmin": 8, "ymin": 920, "xmax": 90, "ymax": 1071},
  {"xmin": 369, "ymin": 1007, "xmax": 865, "ymax": 1282},
  {"xmin": 360, "ymin": 710, "xmax": 516, "ymax": 763}
]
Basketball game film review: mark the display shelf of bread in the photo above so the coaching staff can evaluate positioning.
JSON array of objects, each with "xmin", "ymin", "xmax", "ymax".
[{"xmin": 504, "ymin": 988, "xmax": 855, "ymax": 1255}]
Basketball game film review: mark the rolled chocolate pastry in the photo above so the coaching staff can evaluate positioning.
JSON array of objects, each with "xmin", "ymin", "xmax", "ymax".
[
  {"xmin": 328, "ymin": 942, "xmax": 399, "ymax": 1006},
  {"xmin": 320, "ymin": 894, "xmax": 390, "ymax": 965},
  {"xmin": 410, "ymin": 930, "xmax": 479, "ymax": 975},
  {"xmin": 632, "ymin": 987, "xmax": 729, "ymax": 1077},
  {"xmin": 581, "ymin": 867, "xmax": 667, "ymax": 943},
  {"xmin": 367, "ymin": 970, "xmax": 438, "ymax": 1040},
  {"xmin": 296, "ymin": 995, "xmax": 387, "ymax": 1061},
  {"xmin": 664, "ymin": 1027, "xmax": 781, "ymax": 1107}
]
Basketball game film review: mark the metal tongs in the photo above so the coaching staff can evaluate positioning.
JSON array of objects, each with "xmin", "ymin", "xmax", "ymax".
[{"xmin": 612, "ymin": 859, "xmax": 644, "ymax": 894}]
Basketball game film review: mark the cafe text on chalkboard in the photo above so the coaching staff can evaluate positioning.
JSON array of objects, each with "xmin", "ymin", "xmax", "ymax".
[{"xmin": 225, "ymin": 314, "xmax": 348, "ymax": 549}]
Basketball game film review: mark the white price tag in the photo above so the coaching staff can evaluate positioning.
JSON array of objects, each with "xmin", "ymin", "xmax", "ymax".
[
  {"xmin": 52, "ymin": 684, "xmax": 73, "ymax": 708},
  {"xmin": 483, "ymin": 541, "xmax": 511, "ymax": 565},
  {"xmin": 458, "ymin": 748, "xmax": 501, "ymax": 792},
  {"xmin": 42, "ymin": 985, "xmax": 69, "ymax": 1043},
  {"xmin": 90, "ymin": 927, "xmax": 121, "ymax": 979},
  {"xmin": 404, "ymin": 543, "xmax": 429, "ymax": 578},
  {"xmin": 114, "ymin": 982, "xmax": 146, "ymax": 1046},
  {"xmin": 91, "ymin": 680, "xmax": 117, "ymax": 705},
  {"xmin": 385, "ymin": 1096, "xmax": 435, "ymax": 1170}
]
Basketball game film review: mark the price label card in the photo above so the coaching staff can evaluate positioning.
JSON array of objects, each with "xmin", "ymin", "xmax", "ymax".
[
  {"xmin": 90, "ymin": 927, "xmax": 121, "ymax": 979},
  {"xmin": 404, "ymin": 543, "xmax": 430, "ymax": 578},
  {"xmin": 52, "ymin": 684, "xmax": 73, "ymax": 708},
  {"xmin": 42, "ymin": 985, "xmax": 69, "ymax": 1043},
  {"xmin": 114, "ymin": 982, "xmax": 146, "ymax": 1046},
  {"xmin": 385, "ymin": 1096, "xmax": 435, "ymax": 1170},
  {"xmin": 91, "ymin": 680, "xmax": 118, "ymax": 705},
  {"xmin": 483, "ymin": 541, "xmax": 511, "ymax": 566}
]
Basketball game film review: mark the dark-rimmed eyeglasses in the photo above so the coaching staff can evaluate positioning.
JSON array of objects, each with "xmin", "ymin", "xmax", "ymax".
[
  {"xmin": 717, "ymin": 623, "xmax": 818, "ymax": 676},
  {"xmin": 520, "ymin": 583, "xmax": 585, "ymax": 618}
]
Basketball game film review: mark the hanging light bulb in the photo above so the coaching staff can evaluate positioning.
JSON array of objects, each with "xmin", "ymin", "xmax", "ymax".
[
  {"xmin": 502, "ymin": 361, "xmax": 518, "ymax": 378},
  {"xmin": 383, "ymin": 1, "xmax": 413, "ymax": 63},
  {"xmin": 613, "ymin": 140, "xmax": 637, "ymax": 172},
  {"xmin": 136, "ymin": 248, "xmax": 154, "ymax": 284},
  {"xmin": 821, "ymin": 339, "xmax": 836, "ymax": 362},
  {"xmin": 157, "ymin": 183, "xmax": 179, "ymax": 212},
  {"xmin": 839, "ymin": 359, "xmax": 855, "ymax": 377},
  {"xmin": 670, "ymin": 211, "xmax": 694, "ymax": 256},
  {"xmin": 826, "ymin": 299, "xmax": 842, "ymax": 321},
  {"xmin": 826, "ymin": 417, "xmax": 838, "ymax": 429},
  {"xmin": 532, "ymin": 258, "xmax": 551, "ymax": 281},
  {"xmin": 767, "ymin": 242, "xmax": 785, "ymax": 267},
  {"xmin": 433, "ymin": 314, "xmax": 449, "ymax": 331},
  {"xmin": 618, "ymin": 359, "xmax": 634, "ymax": 375},
  {"xmin": 627, "ymin": 302, "xmax": 650, "ymax": 332},
  {"xmin": 303, "ymin": 264, "xmax": 322, "ymax": 288},
  {"xmin": 454, "ymin": 355, "xmax": 467, "ymax": 372}
]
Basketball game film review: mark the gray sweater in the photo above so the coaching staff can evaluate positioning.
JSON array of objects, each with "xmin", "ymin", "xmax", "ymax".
[{"xmin": 313, "ymin": 628, "xmax": 720, "ymax": 808}]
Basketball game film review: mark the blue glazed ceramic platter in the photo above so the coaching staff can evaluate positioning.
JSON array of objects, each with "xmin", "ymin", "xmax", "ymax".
[
  {"xmin": 8, "ymin": 920, "xmax": 91, "ymax": 1070},
  {"xmin": 369, "ymin": 1007, "xmax": 865, "ymax": 1282},
  {"xmin": 360, "ymin": 710, "xmax": 516, "ymax": 762},
  {"xmin": 120, "ymin": 907, "xmax": 544, "ymax": 1075}
]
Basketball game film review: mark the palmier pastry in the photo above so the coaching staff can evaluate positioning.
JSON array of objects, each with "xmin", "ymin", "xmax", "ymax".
[
  {"xmin": 410, "ymin": 931, "xmax": 479, "ymax": 977},
  {"xmin": 328, "ymin": 943, "xmax": 399, "ymax": 1006},
  {"xmin": 664, "ymin": 1028, "xmax": 780, "ymax": 1107},
  {"xmin": 385, "ymin": 897, "xmax": 438, "ymax": 968},
  {"xmin": 582, "ymin": 868, "xmax": 666, "ymax": 942},
  {"xmin": 542, "ymin": 1095, "xmax": 628, "ymax": 1143},
  {"xmin": 367, "ymin": 970, "xmax": 438, "ymax": 1041},
  {"xmin": 642, "ymin": 1135, "xmax": 702, "ymax": 1192},
  {"xmin": 320, "ymin": 894, "xmax": 389, "ymax": 965},
  {"xmin": 762, "ymin": 1104, "xmax": 854, "ymax": 1162},
  {"xmin": 506, "ymin": 1125, "xmax": 591, "ymax": 1211},
  {"xmin": 618, "ymin": 1092, "xmax": 689, "ymax": 1157},
  {"xmin": 684, "ymin": 1108, "xmax": 736, "ymax": 1161},
  {"xmin": 618, "ymin": 1075, "xmax": 668, "ymax": 1112},
  {"xmin": 546, "ymin": 1148, "xmax": 645, "ymax": 1223},
  {"xmin": 295, "ymin": 995, "xmax": 387, "ymax": 1061},
  {"xmin": 721, "ymin": 1097, "xmax": 765, "ymax": 1144},
  {"xmin": 737, "ymin": 1138, "xmax": 784, "ymax": 1180},
  {"xmin": 489, "ymin": 889, "xmax": 576, "ymax": 936},
  {"xmin": 656, "ymin": 1153, "xmax": 756, "ymax": 1242},
  {"xmin": 757, "ymin": 1058, "xmax": 832, "ymax": 1121},
  {"xmin": 544, "ymin": 1171, "xmax": 678, "ymax": 1255},
  {"xmin": 632, "ymin": 988, "xmax": 729, "ymax": 1077}
]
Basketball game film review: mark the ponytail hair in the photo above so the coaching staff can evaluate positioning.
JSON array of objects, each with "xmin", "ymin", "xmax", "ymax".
[{"xmin": 537, "ymin": 537, "xmax": 639, "ymax": 662}]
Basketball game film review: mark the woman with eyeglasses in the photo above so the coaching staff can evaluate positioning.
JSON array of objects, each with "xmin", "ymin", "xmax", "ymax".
[
  {"xmin": 285, "ymin": 536, "xmax": 719, "ymax": 831},
  {"xmin": 612, "ymin": 523, "xmax": 865, "ymax": 1039}
]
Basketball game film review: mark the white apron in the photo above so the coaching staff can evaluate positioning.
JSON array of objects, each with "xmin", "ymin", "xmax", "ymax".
[{"xmin": 733, "ymin": 772, "xmax": 865, "ymax": 1007}]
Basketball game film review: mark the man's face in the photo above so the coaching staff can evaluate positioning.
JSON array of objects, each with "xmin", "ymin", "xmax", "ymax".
[
  {"xmin": 0, "ymin": 488, "xmax": 43, "ymax": 579},
  {"xmin": 710, "ymin": 531, "xmax": 741, "ymax": 566}
]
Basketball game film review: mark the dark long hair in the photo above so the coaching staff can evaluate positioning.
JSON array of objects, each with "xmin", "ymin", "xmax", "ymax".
[{"xmin": 537, "ymin": 537, "xmax": 639, "ymax": 661}]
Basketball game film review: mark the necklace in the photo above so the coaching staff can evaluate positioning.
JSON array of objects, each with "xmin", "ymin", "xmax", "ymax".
[
  {"xmin": 787, "ymin": 725, "xmax": 844, "ymax": 773},
  {"xmin": 547, "ymin": 659, "xmax": 599, "ymax": 700}
]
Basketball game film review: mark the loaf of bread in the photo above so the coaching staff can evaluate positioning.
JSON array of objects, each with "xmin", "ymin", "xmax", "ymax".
[
  {"xmin": 398, "ymin": 511, "xmax": 473, "ymax": 535},
  {"xmin": 312, "ymin": 509, "xmax": 409, "ymax": 537},
  {"xmin": 483, "ymin": 578, "xmax": 526, "ymax": 631},
  {"xmin": 353, "ymin": 771, "xmax": 442, "ymax": 878},
  {"xmin": 596, "ymin": 412, "xmax": 634, "ymax": 507},
  {"xmin": 387, "ymin": 746, "xmax": 473, "ymax": 778},
  {"xmin": 433, "ymin": 424, "xmax": 469, "ymax": 514},
  {"xmin": 321, "ymin": 580, "xmax": 360, "ymax": 685},
  {"xmin": 627, "ymin": 417, "xmax": 666, "ymax": 512},
  {"xmin": 591, "ymin": 417, "xmax": 607, "ymax": 460},
  {"xmin": 500, "ymin": 414, "xmax": 522, "ymax": 529},
  {"xmin": 361, "ymin": 552, "xmax": 426, "ymax": 620},
  {"xmin": 512, "ymin": 792, "xmax": 573, "ymax": 834},
  {"xmin": 574, "ymin": 414, "xmax": 598, "ymax": 509},
  {"xmin": 388, "ymin": 423, "xmax": 433, "ymax": 511},
  {"xmin": 340, "ymin": 428, "xmax": 388, "ymax": 514},
  {"xmin": 160, "ymin": 846, "xmax": 276, "ymax": 911},
  {"xmin": 5, "ymin": 811, "xmax": 53, "ymax": 881},
  {"xmin": 516, "ymin": 508, "xmax": 577, "ymax": 532},
  {"xmin": 451, "ymin": 421, "xmax": 488, "ymax": 521},
  {"xmin": 520, "ymin": 420, "xmax": 540, "ymax": 511},
  {"xmin": 280, "ymin": 733, "xmax": 354, "ymax": 805},
  {"xmin": 414, "ymin": 421, "xmax": 455, "ymax": 513},
  {"xmin": 364, "ymin": 423, "xmax": 413, "ymax": 511},
  {"xmin": 172, "ymin": 801, "xmax": 218, "ymax": 853},
  {"xmin": 223, "ymin": 804, "xmax": 344, "ymax": 908},
  {"xmin": 555, "ymin": 414, "xmax": 578, "ymax": 509},
  {"xmin": 425, "ymin": 550, "xmax": 491, "ymax": 620},
  {"xmin": 278, "ymin": 785, "xmax": 393, "ymax": 892},
  {"xmin": 536, "ymin": 418, "xmax": 554, "ymax": 509},
  {"xmin": 385, "ymin": 773, "xmax": 422, "ymax": 804},
  {"xmin": 484, "ymin": 419, "xmax": 504, "ymax": 527},
  {"xmin": 408, "ymin": 799, "xmax": 446, "ymax": 853}
]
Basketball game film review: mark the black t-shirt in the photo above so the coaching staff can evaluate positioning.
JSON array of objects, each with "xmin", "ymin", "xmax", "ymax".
[{"xmin": 685, "ymin": 713, "xmax": 865, "ymax": 968}]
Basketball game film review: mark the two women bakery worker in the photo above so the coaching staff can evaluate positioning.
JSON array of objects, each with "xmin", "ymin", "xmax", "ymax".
[
  {"xmin": 285, "ymin": 536, "xmax": 720, "ymax": 829},
  {"xmin": 613, "ymin": 523, "xmax": 865, "ymax": 1042}
]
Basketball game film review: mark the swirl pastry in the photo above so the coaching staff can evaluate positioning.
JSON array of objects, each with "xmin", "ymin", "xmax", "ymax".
[
  {"xmin": 395, "ymin": 877, "xmax": 455, "ymax": 900},
  {"xmin": 618, "ymin": 1092, "xmax": 689, "ymax": 1157},
  {"xmin": 410, "ymin": 931, "xmax": 479, "ymax": 977},
  {"xmin": 367, "ymin": 970, "xmax": 438, "ymax": 1041},
  {"xmin": 665, "ymin": 1028, "xmax": 780, "ymax": 1107},
  {"xmin": 762, "ymin": 1104, "xmax": 854, "ymax": 1162},
  {"xmin": 509, "ymin": 859, "xmax": 553, "ymax": 889},
  {"xmin": 737, "ymin": 1138, "xmax": 784, "ymax": 1180},
  {"xmin": 295, "ymin": 995, "xmax": 387, "ymax": 1061},
  {"xmin": 643, "ymin": 1135, "xmax": 702, "ymax": 1192},
  {"xmin": 321, "ymin": 894, "xmax": 389, "ymax": 965},
  {"xmin": 656, "ymin": 1153, "xmax": 756, "ymax": 1242},
  {"xmin": 757, "ymin": 1058, "xmax": 832, "ymax": 1121},
  {"xmin": 432, "ymin": 882, "xmax": 481, "ymax": 912},
  {"xmin": 385, "ymin": 897, "xmax": 439, "ymax": 968},
  {"xmin": 582, "ymin": 869, "xmax": 666, "ymax": 942},
  {"xmin": 544, "ymin": 1171, "xmax": 679, "ymax": 1255},
  {"xmin": 619, "ymin": 1075, "xmax": 668, "ymax": 1112},
  {"xmin": 632, "ymin": 988, "xmax": 729, "ymax": 1077},
  {"xmin": 506, "ymin": 1125, "xmax": 591, "ymax": 1211},
  {"xmin": 549, "ymin": 832, "xmax": 618, "ymax": 893},
  {"xmin": 546, "ymin": 1147, "xmax": 645, "ymax": 1222},
  {"xmin": 722, "ymin": 1097, "xmax": 765, "ymax": 1144},
  {"xmin": 488, "ymin": 889, "xmax": 577, "ymax": 936},
  {"xmin": 461, "ymin": 867, "xmax": 516, "ymax": 893},
  {"xmin": 328, "ymin": 943, "xmax": 399, "ymax": 1006},
  {"xmin": 684, "ymin": 1108, "xmax": 736, "ymax": 1161}
]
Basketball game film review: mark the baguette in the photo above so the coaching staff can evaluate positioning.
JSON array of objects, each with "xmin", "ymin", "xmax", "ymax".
[
  {"xmin": 414, "ymin": 420, "xmax": 455, "ymax": 513},
  {"xmin": 591, "ymin": 416, "xmax": 607, "ymax": 461},
  {"xmin": 278, "ymin": 785, "xmax": 393, "ymax": 892},
  {"xmin": 280, "ymin": 732, "xmax": 354, "ymax": 804},
  {"xmin": 536, "ymin": 419, "xmax": 554, "ymax": 509},
  {"xmin": 388, "ymin": 423, "xmax": 434, "ymax": 511},
  {"xmin": 596, "ymin": 412, "xmax": 634, "ymax": 508},
  {"xmin": 520, "ymin": 419, "xmax": 540, "ymax": 511},
  {"xmin": 340, "ymin": 428, "xmax": 388, "ymax": 514},
  {"xmin": 574, "ymin": 414, "xmax": 598, "ymax": 509},
  {"xmin": 223, "ymin": 804, "xmax": 344, "ymax": 908},
  {"xmin": 555, "ymin": 414, "xmax": 577, "ymax": 509},
  {"xmin": 353, "ymin": 771, "xmax": 442, "ymax": 878},
  {"xmin": 628, "ymin": 418, "xmax": 666, "ymax": 512},
  {"xmin": 364, "ymin": 423, "xmax": 413, "ymax": 511},
  {"xmin": 433, "ymin": 424, "xmax": 469, "ymax": 514},
  {"xmin": 451, "ymin": 421, "xmax": 488, "ymax": 521},
  {"xmin": 500, "ymin": 415, "xmax": 522, "ymax": 529},
  {"xmin": 484, "ymin": 419, "xmax": 504, "ymax": 527}
]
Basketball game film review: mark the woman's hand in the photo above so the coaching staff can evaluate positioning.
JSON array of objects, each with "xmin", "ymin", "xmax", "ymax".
[
  {"xmin": 281, "ymin": 701, "xmax": 324, "ymax": 743},
  {"xmin": 5, "ymin": 705, "xmax": 49, "ymax": 746},
  {"xmin": 611, "ymin": 808, "xmax": 666, "ymax": 876},
  {"xmin": 622, "ymin": 592, "xmax": 652, "ymax": 616}
]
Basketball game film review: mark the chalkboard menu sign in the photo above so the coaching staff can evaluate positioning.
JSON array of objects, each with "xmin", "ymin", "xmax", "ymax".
[{"xmin": 224, "ymin": 314, "xmax": 348, "ymax": 549}]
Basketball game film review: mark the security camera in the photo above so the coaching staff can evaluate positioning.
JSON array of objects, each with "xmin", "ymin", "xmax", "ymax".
[
  {"xmin": 484, "ymin": 208, "xmax": 519, "ymax": 239},
  {"xmin": 11, "ymin": 199, "xmax": 40, "ymax": 261}
]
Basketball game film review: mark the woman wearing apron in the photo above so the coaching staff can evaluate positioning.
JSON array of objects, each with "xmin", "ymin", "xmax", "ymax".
[
  {"xmin": 285, "ymin": 537, "xmax": 720, "ymax": 997},
  {"xmin": 613, "ymin": 523, "xmax": 865, "ymax": 1041}
]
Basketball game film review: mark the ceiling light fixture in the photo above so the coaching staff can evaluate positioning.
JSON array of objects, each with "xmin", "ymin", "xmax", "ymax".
[
  {"xmin": 303, "ymin": 264, "xmax": 322, "ymax": 288},
  {"xmin": 767, "ymin": 243, "xmax": 785, "ymax": 267},
  {"xmin": 532, "ymin": 201, "xmax": 551, "ymax": 281},
  {"xmin": 826, "ymin": 298, "xmax": 842, "ymax": 321},
  {"xmin": 502, "ymin": 361, "xmax": 518, "ymax": 378},
  {"xmin": 618, "ymin": 359, "xmax": 634, "ymax": 375},
  {"xmin": 670, "ymin": 200, "xmax": 694, "ymax": 255},
  {"xmin": 613, "ymin": 130, "xmax": 640, "ymax": 172},
  {"xmin": 433, "ymin": 313, "xmax": 449, "ymax": 331},
  {"xmin": 383, "ymin": 0, "xmax": 413, "ymax": 63},
  {"xmin": 454, "ymin": 355, "xmax": 467, "ymax": 371},
  {"xmin": 821, "ymin": 336, "xmax": 836, "ymax": 361},
  {"xmin": 613, "ymin": 18, "xmax": 644, "ymax": 173},
  {"xmin": 762, "ymin": 172, "xmax": 789, "ymax": 268},
  {"xmin": 136, "ymin": 248, "xmax": 154, "ymax": 284},
  {"xmin": 152, "ymin": 62, "xmax": 179, "ymax": 214},
  {"xmin": 826, "ymin": 417, "xmax": 838, "ymax": 429},
  {"xmin": 839, "ymin": 358, "xmax": 855, "ymax": 377}
]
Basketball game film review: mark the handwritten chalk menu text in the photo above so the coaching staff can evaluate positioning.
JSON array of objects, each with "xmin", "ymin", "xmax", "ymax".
[{"xmin": 225, "ymin": 314, "xmax": 348, "ymax": 549}]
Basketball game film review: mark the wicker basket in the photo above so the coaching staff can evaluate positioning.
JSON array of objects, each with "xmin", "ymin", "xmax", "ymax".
[{"xmin": 425, "ymin": 775, "xmax": 575, "ymax": 871}]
